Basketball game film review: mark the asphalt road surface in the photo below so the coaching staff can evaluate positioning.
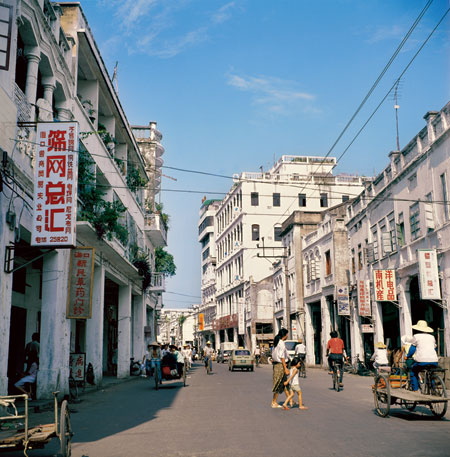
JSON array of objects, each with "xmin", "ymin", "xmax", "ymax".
[{"xmin": 4, "ymin": 362, "xmax": 449, "ymax": 457}]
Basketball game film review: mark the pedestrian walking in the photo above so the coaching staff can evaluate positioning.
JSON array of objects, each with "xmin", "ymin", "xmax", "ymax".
[
  {"xmin": 271, "ymin": 328, "xmax": 290, "ymax": 408},
  {"xmin": 282, "ymin": 357, "xmax": 308, "ymax": 410},
  {"xmin": 24, "ymin": 333, "xmax": 40, "ymax": 372}
]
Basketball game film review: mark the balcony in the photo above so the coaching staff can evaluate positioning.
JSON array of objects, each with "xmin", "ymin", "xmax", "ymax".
[
  {"xmin": 144, "ymin": 214, "xmax": 167, "ymax": 247},
  {"xmin": 149, "ymin": 273, "xmax": 166, "ymax": 292}
]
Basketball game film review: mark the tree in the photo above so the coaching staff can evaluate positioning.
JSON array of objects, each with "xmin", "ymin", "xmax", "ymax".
[{"xmin": 155, "ymin": 247, "xmax": 176, "ymax": 277}]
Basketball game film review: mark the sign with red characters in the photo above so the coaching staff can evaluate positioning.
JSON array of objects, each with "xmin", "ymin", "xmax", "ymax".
[
  {"xmin": 67, "ymin": 247, "xmax": 95, "ymax": 319},
  {"xmin": 31, "ymin": 122, "xmax": 79, "ymax": 247},
  {"xmin": 373, "ymin": 269, "xmax": 397, "ymax": 301}
]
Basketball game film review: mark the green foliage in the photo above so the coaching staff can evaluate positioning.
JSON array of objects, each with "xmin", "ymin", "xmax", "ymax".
[
  {"xmin": 155, "ymin": 247, "xmax": 176, "ymax": 277},
  {"xmin": 77, "ymin": 149, "xmax": 127, "ymax": 243},
  {"xmin": 155, "ymin": 202, "xmax": 170, "ymax": 230},
  {"xmin": 126, "ymin": 163, "xmax": 147, "ymax": 192},
  {"xmin": 130, "ymin": 243, "xmax": 152, "ymax": 291}
]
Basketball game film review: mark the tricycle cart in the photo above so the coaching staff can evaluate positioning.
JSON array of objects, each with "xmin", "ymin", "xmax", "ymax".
[
  {"xmin": 154, "ymin": 359, "xmax": 187, "ymax": 390},
  {"xmin": 373, "ymin": 367, "xmax": 448, "ymax": 419},
  {"xmin": 0, "ymin": 392, "xmax": 72, "ymax": 456}
]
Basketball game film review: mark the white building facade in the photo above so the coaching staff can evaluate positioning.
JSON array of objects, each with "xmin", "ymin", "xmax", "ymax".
[
  {"xmin": 0, "ymin": 1, "xmax": 166, "ymax": 398},
  {"xmin": 346, "ymin": 103, "xmax": 450, "ymax": 367}
]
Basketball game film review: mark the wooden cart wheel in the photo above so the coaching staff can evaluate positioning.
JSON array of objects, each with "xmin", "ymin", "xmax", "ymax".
[
  {"xmin": 374, "ymin": 374, "xmax": 391, "ymax": 417},
  {"xmin": 60, "ymin": 400, "xmax": 72, "ymax": 457},
  {"xmin": 183, "ymin": 363, "xmax": 187, "ymax": 387},
  {"xmin": 154, "ymin": 368, "xmax": 159, "ymax": 390},
  {"xmin": 429, "ymin": 374, "xmax": 447, "ymax": 419},
  {"xmin": 400, "ymin": 399, "xmax": 417, "ymax": 411}
]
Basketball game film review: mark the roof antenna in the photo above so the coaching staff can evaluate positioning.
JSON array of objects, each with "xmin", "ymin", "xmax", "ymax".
[
  {"xmin": 112, "ymin": 61, "xmax": 119, "ymax": 95},
  {"xmin": 393, "ymin": 79, "xmax": 402, "ymax": 152}
]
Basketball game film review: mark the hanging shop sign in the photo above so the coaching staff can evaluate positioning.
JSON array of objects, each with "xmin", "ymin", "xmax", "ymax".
[
  {"xmin": 336, "ymin": 285, "xmax": 350, "ymax": 315},
  {"xmin": 373, "ymin": 269, "xmax": 396, "ymax": 301},
  {"xmin": 418, "ymin": 249, "xmax": 441, "ymax": 300},
  {"xmin": 238, "ymin": 298, "xmax": 245, "ymax": 335},
  {"xmin": 198, "ymin": 313, "xmax": 204, "ymax": 331},
  {"xmin": 67, "ymin": 247, "xmax": 95, "ymax": 319},
  {"xmin": 31, "ymin": 122, "xmax": 79, "ymax": 247},
  {"xmin": 69, "ymin": 352, "xmax": 85, "ymax": 382},
  {"xmin": 357, "ymin": 279, "xmax": 372, "ymax": 316},
  {"xmin": 361, "ymin": 324, "xmax": 374, "ymax": 333}
]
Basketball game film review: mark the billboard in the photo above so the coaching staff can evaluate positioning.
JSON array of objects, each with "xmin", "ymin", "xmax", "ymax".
[
  {"xmin": 418, "ymin": 249, "xmax": 441, "ymax": 300},
  {"xmin": 357, "ymin": 279, "xmax": 371, "ymax": 316},
  {"xmin": 373, "ymin": 269, "xmax": 396, "ymax": 301},
  {"xmin": 31, "ymin": 122, "xmax": 79, "ymax": 246},
  {"xmin": 67, "ymin": 247, "xmax": 95, "ymax": 319}
]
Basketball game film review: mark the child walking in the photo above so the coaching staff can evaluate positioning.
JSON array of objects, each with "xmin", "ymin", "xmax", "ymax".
[{"xmin": 283, "ymin": 357, "xmax": 308, "ymax": 410}]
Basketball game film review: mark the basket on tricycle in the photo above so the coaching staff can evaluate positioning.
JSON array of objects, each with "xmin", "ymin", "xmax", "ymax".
[{"xmin": 0, "ymin": 391, "xmax": 72, "ymax": 456}]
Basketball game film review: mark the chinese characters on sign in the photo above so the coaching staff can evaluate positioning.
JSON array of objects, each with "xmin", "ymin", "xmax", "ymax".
[
  {"xmin": 361, "ymin": 324, "xmax": 374, "ymax": 333},
  {"xmin": 69, "ymin": 353, "xmax": 85, "ymax": 382},
  {"xmin": 336, "ymin": 285, "xmax": 350, "ymax": 315},
  {"xmin": 198, "ymin": 313, "xmax": 204, "ymax": 331},
  {"xmin": 373, "ymin": 269, "xmax": 397, "ymax": 301},
  {"xmin": 31, "ymin": 122, "xmax": 79, "ymax": 247},
  {"xmin": 357, "ymin": 280, "xmax": 371, "ymax": 316},
  {"xmin": 67, "ymin": 248, "xmax": 95, "ymax": 319},
  {"xmin": 238, "ymin": 298, "xmax": 245, "ymax": 335},
  {"xmin": 418, "ymin": 249, "xmax": 441, "ymax": 300}
]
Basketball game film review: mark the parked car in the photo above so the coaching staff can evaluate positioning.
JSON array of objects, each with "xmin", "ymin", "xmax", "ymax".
[
  {"xmin": 217, "ymin": 350, "xmax": 232, "ymax": 363},
  {"xmin": 284, "ymin": 340, "xmax": 300, "ymax": 360},
  {"xmin": 228, "ymin": 348, "xmax": 254, "ymax": 372}
]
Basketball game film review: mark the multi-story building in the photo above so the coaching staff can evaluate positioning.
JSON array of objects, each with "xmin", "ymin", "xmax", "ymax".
[
  {"xmin": 0, "ymin": 1, "xmax": 166, "ymax": 398},
  {"xmin": 212, "ymin": 155, "xmax": 367, "ymax": 349},
  {"xmin": 301, "ymin": 204, "xmax": 350, "ymax": 366},
  {"xmin": 158, "ymin": 308, "xmax": 194, "ymax": 347},
  {"xmin": 346, "ymin": 103, "xmax": 450, "ymax": 366}
]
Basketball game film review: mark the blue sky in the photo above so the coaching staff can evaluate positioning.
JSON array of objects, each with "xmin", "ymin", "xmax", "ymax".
[{"xmin": 79, "ymin": 0, "xmax": 449, "ymax": 308}]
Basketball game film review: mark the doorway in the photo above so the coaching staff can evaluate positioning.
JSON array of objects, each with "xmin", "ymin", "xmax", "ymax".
[
  {"xmin": 309, "ymin": 302, "xmax": 322, "ymax": 365},
  {"xmin": 8, "ymin": 306, "xmax": 27, "ymax": 391}
]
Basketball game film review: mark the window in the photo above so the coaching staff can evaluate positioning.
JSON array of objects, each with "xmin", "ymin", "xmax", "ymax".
[
  {"xmin": 358, "ymin": 244, "xmax": 363, "ymax": 270},
  {"xmin": 342, "ymin": 195, "xmax": 349, "ymax": 203},
  {"xmin": 396, "ymin": 213, "xmax": 405, "ymax": 247},
  {"xmin": 325, "ymin": 250, "xmax": 331, "ymax": 276},
  {"xmin": 274, "ymin": 226, "xmax": 282, "ymax": 241},
  {"xmin": 409, "ymin": 202, "xmax": 421, "ymax": 240},
  {"xmin": 351, "ymin": 249, "xmax": 355, "ymax": 274},
  {"xmin": 251, "ymin": 192, "xmax": 259, "ymax": 206},
  {"xmin": 425, "ymin": 193, "xmax": 435, "ymax": 232},
  {"xmin": 320, "ymin": 193, "xmax": 328, "ymax": 208},
  {"xmin": 0, "ymin": 4, "xmax": 13, "ymax": 71},
  {"xmin": 441, "ymin": 173, "xmax": 449, "ymax": 220},
  {"xmin": 273, "ymin": 193, "xmax": 280, "ymax": 207},
  {"xmin": 251, "ymin": 224, "xmax": 260, "ymax": 241},
  {"xmin": 298, "ymin": 193, "xmax": 306, "ymax": 207}
]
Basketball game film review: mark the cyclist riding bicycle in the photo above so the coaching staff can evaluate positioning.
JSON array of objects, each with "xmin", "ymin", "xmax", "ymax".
[
  {"xmin": 295, "ymin": 338, "xmax": 306, "ymax": 361},
  {"xmin": 204, "ymin": 341, "xmax": 214, "ymax": 373},
  {"xmin": 326, "ymin": 331, "xmax": 347, "ymax": 388}
]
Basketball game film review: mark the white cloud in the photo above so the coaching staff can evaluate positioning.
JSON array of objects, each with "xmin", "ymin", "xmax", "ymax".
[
  {"xmin": 227, "ymin": 73, "xmax": 317, "ymax": 116},
  {"xmin": 101, "ymin": 0, "xmax": 239, "ymax": 58},
  {"xmin": 367, "ymin": 25, "xmax": 405, "ymax": 44}
]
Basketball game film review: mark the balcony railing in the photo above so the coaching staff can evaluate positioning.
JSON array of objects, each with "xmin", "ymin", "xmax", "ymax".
[
  {"xmin": 144, "ymin": 214, "xmax": 167, "ymax": 247},
  {"xmin": 149, "ymin": 273, "xmax": 166, "ymax": 292}
]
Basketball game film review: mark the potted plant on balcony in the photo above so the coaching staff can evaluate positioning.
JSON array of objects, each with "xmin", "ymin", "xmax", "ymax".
[
  {"xmin": 82, "ymin": 99, "xmax": 96, "ymax": 123},
  {"xmin": 130, "ymin": 244, "xmax": 152, "ymax": 291},
  {"xmin": 98, "ymin": 123, "xmax": 117, "ymax": 154}
]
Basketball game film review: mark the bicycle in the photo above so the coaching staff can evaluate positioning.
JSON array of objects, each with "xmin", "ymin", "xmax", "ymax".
[
  {"xmin": 205, "ymin": 356, "xmax": 212, "ymax": 375},
  {"xmin": 331, "ymin": 360, "xmax": 343, "ymax": 392},
  {"xmin": 130, "ymin": 357, "xmax": 141, "ymax": 376},
  {"xmin": 298, "ymin": 358, "xmax": 306, "ymax": 378},
  {"xmin": 68, "ymin": 376, "xmax": 79, "ymax": 402}
]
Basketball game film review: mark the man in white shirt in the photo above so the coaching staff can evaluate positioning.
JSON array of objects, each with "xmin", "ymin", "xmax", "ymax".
[
  {"xmin": 204, "ymin": 341, "xmax": 214, "ymax": 373},
  {"xmin": 295, "ymin": 339, "xmax": 306, "ymax": 360},
  {"xmin": 407, "ymin": 320, "xmax": 438, "ymax": 391}
]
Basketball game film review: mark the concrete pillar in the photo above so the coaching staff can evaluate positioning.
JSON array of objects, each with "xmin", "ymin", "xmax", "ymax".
[
  {"xmin": 0, "ymin": 272, "xmax": 13, "ymax": 395},
  {"xmin": 55, "ymin": 101, "xmax": 72, "ymax": 121},
  {"xmin": 374, "ymin": 301, "xmax": 384, "ymax": 347},
  {"xmin": 132, "ymin": 294, "xmax": 145, "ymax": 360},
  {"xmin": 398, "ymin": 279, "xmax": 412, "ymax": 338},
  {"xmin": 85, "ymin": 264, "xmax": 105, "ymax": 386},
  {"xmin": 320, "ymin": 295, "xmax": 328, "ymax": 367},
  {"xmin": 41, "ymin": 76, "xmax": 56, "ymax": 105},
  {"xmin": 24, "ymin": 46, "xmax": 41, "ymax": 106},
  {"xmin": 37, "ymin": 250, "xmax": 71, "ymax": 399},
  {"xmin": 117, "ymin": 284, "xmax": 131, "ymax": 378}
]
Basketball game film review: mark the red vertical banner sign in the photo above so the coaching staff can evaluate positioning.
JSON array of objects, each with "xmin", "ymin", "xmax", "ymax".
[
  {"xmin": 357, "ymin": 279, "xmax": 372, "ymax": 316},
  {"xmin": 67, "ymin": 247, "xmax": 95, "ymax": 319},
  {"xmin": 31, "ymin": 122, "xmax": 79, "ymax": 247}
]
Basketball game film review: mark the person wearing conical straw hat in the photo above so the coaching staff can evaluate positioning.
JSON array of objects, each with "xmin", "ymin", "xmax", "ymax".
[
  {"xmin": 406, "ymin": 320, "xmax": 438, "ymax": 391},
  {"xmin": 370, "ymin": 342, "xmax": 389, "ymax": 374}
]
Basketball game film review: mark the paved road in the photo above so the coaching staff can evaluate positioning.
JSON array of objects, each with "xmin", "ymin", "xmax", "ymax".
[{"xmin": 5, "ymin": 362, "xmax": 449, "ymax": 456}]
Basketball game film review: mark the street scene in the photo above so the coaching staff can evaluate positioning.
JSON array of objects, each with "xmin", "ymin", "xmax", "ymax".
[{"xmin": 0, "ymin": 0, "xmax": 449, "ymax": 456}]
